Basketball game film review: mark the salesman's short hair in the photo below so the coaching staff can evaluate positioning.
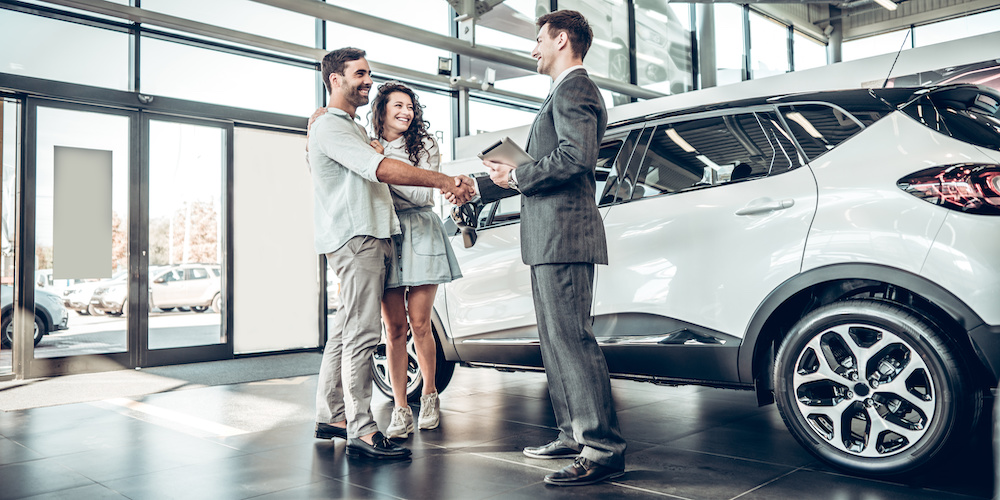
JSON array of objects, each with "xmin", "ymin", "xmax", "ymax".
[{"xmin": 537, "ymin": 10, "xmax": 593, "ymax": 60}]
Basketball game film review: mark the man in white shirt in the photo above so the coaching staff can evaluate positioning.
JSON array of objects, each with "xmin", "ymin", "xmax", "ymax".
[{"xmin": 309, "ymin": 47, "xmax": 473, "ymax": 460}]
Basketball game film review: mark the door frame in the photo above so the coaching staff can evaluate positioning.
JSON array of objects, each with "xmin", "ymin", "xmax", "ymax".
[{"xmin": 14, "ymin": 98, "xmax": 235, "ymax": 379}]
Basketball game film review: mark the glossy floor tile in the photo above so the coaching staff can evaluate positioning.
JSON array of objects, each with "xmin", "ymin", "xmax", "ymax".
[{"xmin": 0, "ymin": 363, "xmax": 994, "ymax": 499}]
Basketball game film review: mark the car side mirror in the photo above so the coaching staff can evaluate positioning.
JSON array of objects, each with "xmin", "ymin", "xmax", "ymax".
[
  {"xmin": 460, "ymin": 227, "xmax": 478, "ymax": 248},
  {"xmin": 450, "ymin": 202, "xmax": 482, "ymax": 248},
  {"xmin": 154, "ymin": 277, "xmax": 165, "ymax": 284}
]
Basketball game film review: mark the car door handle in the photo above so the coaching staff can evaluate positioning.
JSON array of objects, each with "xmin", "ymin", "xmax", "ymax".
[{"xmin": 735, "ymin": 199, "xmax": 794, "ymax": 216}]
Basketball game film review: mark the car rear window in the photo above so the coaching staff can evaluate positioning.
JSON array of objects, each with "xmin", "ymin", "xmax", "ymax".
[{"xmin": 901, "ymin": 87, "xmax": 1000, "ymax": 151}]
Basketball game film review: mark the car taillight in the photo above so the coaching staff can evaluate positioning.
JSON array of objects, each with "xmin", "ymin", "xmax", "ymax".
[{"xmin": 897, "ymin": 163, "xmax": 1000, "ymax": 215}]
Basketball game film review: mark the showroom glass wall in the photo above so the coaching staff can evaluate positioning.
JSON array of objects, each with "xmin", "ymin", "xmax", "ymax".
[{"xmin": 842, "ymin": 8, "xmax": 1000, "ymax": 62}]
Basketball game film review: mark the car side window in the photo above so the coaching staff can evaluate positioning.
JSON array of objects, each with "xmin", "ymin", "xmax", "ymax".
[
  {"xmin": 595, "ymin": 139, "xmax": 629, "ymax": 206},
  {"xmin": 479, "ymin": 136, "xmax": 629, "ymax": 228},
  {"xmin": 629, "ymin": 111, "xmax": 801, "ymax": 200},
  {"xmin": 160, "ymin": 270, "xmax": 180, "ymax": 283},
  {"xmin": 779, "ymin": 104, "xmax": 864, "ymax": 162},
  {"xmin": 187, "ymin": 268, "xmax": 209, "ymax": 280}
]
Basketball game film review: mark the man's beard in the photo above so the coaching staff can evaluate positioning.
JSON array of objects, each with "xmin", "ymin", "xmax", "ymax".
[{"xmin": 347, "ymin": 84, "xmax": 370, "ymax": 107}]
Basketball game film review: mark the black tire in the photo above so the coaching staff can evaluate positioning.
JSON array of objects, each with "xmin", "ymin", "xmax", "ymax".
[
  {"xmin": 372, "ymin": 316, "xmax": 455, "ymax": 403},
  {"xmin": 211, "ymin": 293, "xmax": 222, "ymax": 313},
  {"xmin": 1, "ymin": 314, "xmax": 46, "ymax": 347},
  {"xmin": 773, "ymin": 299, "xmax": 978, "ymax": 476},
  {"xmin": 191, "ymin": 306, "xmax": 208, "ymax": 313},
  {"xmin": 161, "ymin": 307, "xmax": 175, "ymax": 312}
]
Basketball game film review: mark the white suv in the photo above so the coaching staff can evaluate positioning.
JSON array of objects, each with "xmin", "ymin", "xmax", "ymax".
[{"xmin": 371, "ymin": 84, "xmax": 1000, "ymax": 476}]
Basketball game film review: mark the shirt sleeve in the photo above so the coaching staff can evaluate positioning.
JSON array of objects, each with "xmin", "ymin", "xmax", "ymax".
[
  {"xmin": 312, "ymin": 114, "xmax": 385, "ymax": 183},
  {"xmin": 388, "ymin": 137, "xmax": 439, "ymax": 206}
]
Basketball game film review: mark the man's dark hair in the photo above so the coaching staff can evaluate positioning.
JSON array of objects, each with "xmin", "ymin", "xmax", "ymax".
[
  {"xmin": 536, "ymin": 10, "xmax": 593, "ymax": 60},
  {"xmin": 322, "ymin": 47, "xmax": 366, "ymax": 93}
]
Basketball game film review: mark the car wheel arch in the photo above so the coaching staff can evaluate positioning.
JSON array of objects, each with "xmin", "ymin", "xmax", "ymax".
[
  {"xmin": 740, "ymin": 263, "xmax": 991, "ymax": 401},
  {"xmin": 430, "ymin": 306, "xmax": 460, "ymax": 362},
  {"xmin": 1, "ymin": 303, "xmax": 52, "ymax": 332}
]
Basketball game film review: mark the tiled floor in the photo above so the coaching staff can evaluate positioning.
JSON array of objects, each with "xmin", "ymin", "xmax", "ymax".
[{"xmin": 0, "ymin": 364, "xmax": 994, "ymax": 499}]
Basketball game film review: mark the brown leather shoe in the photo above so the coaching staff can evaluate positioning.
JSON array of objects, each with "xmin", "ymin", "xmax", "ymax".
[{"xmin": 544, "ymin": 457, "xmax": 625, "ymax": 486}]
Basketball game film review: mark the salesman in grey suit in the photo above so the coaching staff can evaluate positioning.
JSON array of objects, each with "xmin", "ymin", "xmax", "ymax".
[{"xmin": 471, "ymin": 9, "xmax": 627, "ymax": 486}]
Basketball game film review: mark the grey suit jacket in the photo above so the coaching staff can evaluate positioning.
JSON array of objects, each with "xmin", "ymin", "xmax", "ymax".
[{"xmin": 479, "ymin": 69, "xmax": 609, "ymax": 266}]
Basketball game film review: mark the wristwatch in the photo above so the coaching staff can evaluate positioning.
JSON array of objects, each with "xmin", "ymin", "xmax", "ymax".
[{"xmin": 508, "ymin": 169, "xmax": 520, "ymax": 192}]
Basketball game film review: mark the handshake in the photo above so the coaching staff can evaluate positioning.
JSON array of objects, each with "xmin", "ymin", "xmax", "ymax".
[{"xmin": 441, "ymin": 175, "xmax": 476, "ymax": 206}]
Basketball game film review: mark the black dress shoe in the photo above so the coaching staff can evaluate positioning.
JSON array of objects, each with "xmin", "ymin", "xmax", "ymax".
[
  {"xmin": 346, "ymin": 432, "xmax": 412, "ymax": 460},
  {"xmin": 315, "ymin": 422, "xmax": 348, "ymax": 440},
  {"xmin": 523, "ymin": 440, "xmax": 579, "ymax": 460},
  {"xmin": 544, "ymin": 457, "xmax": 625, "ymax": 486}
]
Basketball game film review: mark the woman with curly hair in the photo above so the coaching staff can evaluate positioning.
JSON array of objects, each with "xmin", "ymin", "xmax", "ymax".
[{"xmin": 369, "ymin": 81, "xmax": 462, "ymax": 439}]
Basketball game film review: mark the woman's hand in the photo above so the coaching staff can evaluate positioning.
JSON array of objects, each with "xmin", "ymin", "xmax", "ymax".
[
  {"xmin": 305, "ymin": 107, "xmax": 328, "ymax": 153},
  {"xmin": 370, "ymin": 140, "xmax": 385, "ymax": 154},
  {"xmin": 307, "ymin": 107, "xmax": 328, "ymax": 131}
]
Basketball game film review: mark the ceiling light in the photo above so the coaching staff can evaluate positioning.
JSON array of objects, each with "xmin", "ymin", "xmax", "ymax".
[
  {"xmin": 785, "ymin": 112, "xmax": 825, "ymax": 140},
  {"xmin": 873, "ymin": 0, "xmax": 898, "ymax": 11},
  {"xmin": 665, "ymin": 128, "xmax": 696, "ymax": 152}
]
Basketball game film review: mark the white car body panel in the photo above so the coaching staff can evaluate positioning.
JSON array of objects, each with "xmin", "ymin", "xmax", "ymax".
[
  {"xmin": 922, "ymin": 211, "xmax": 1000, "ymax": 325},
  {"xmin": 445, "ymin": 220, "xmax": 533, "ymax": 341},
  {"xmin": 802, "ymin": 113, "xmax": 979, "ymax": 273},
  {"xmin": 596, "ymin": 164, "xmax": 817, "ymax": 339}
]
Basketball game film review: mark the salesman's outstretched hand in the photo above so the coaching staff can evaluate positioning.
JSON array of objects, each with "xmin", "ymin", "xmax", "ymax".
[{"xmin": 442, "ymin": 175, "xmax": 475, "ymax": 205}]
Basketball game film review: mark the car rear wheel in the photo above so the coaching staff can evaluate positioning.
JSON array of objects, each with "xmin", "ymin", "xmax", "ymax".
[
  {"xmin": 372, "ymin": 319, "xmax": 455, "ymax": 403},
  {"xmin": 211, "ymin": 293, "xmax": 222, "ymax": 313},
  {"xmin": 773, "ymin": 299, "xmax": 978, "ymax": 476},
  {"xmin": 1, "ymin": 314, "xmax": 45, "ymax": 347},
  {"xmin": 191, "ymin": 306, "xmax": 208, "ymax": 313}
]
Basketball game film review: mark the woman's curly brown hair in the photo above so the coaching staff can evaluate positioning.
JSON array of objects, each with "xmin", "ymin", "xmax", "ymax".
[{"xmin": 369, "ymin": 81, "xmax": 433, "ymax": 166}]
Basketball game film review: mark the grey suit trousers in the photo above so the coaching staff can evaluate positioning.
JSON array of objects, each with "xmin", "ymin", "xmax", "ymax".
[
  {"xmin": 530, "ymin": 263, "xmax": 626, "ymax": 469},
  {"xmin": 316, "ymin": 235, "xmax": 391, "ymax": 438}
]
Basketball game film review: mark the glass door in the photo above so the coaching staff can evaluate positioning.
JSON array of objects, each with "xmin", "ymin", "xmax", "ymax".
[
  {"xmin": 15, "ymin": 101, "xmax": 233, "ymax": 378},
  {"xmin": 1, "ymin": 97, "xmax": 18, "ymax": 378},
  {"xmin": 25, "ymin": 101, "xmax": 134, "ymax": 376},
  {"xmin": 141, "ymin": 114, "xmax": 231, "ymax": 366}
]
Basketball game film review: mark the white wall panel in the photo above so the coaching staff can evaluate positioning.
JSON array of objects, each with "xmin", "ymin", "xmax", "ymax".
[{"xmin": 233, "ymin": 127, "xmax": 318, "ymax": 354}]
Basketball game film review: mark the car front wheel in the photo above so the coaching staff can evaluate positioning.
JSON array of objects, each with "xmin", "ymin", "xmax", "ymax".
[
  {"xmin": 773, "ymin": 299, "xmax": 978, "ymax": 476},
  {"xmin": 1, "ymin": 314, "xmax": 45, "ymax": 347},
  {"xmin": 371, "ymin": 320, "xmax": 455, "ymax": 403}
]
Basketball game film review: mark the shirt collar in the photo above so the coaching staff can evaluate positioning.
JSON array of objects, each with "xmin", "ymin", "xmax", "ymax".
[{"xmin": 550, "ymin": 65, "xmax": 586, "ymax": 94}]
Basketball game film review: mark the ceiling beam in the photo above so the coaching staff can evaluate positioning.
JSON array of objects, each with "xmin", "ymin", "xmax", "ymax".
[{"xmin": 248, "ymin": 0, "xmax": 665, "ymax": 99}]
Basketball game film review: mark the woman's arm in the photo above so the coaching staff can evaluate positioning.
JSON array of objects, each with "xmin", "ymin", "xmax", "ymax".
[{"xmin": 388, "ymin": 137, "xmax": 439, "ymax": 207}]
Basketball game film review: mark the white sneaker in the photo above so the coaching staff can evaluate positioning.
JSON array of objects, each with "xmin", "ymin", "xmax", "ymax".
[
  {"xmin": 385, "ymin": 406, "xmax": 413, "ymax": 439},
  {"xmin": 417, "ymin": 392, "xmax": 440, "ymax": 430}
]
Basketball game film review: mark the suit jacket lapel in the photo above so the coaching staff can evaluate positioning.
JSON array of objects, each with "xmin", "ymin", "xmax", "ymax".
[{"xmin": 526, "ymin": 68, "xmax": 588, "ymax": 152}]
